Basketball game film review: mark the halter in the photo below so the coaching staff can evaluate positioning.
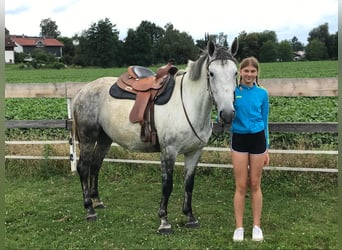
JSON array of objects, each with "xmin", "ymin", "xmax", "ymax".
[
  {"xmin": 206, "ymin": 58, "xmax": 222, "ymax": 105},
  {"xmin": 180, "ymin": 55, "xmax": 237, "ymax": 144},
  {"xmin": 206, "ymin": 53, "xmax": 238, "ymax": 105}
]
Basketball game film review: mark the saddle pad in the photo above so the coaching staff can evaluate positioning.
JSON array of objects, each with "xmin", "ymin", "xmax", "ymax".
[{"xmin": 109, "ymin": 77, "xmax": 176, "ymax": 105}]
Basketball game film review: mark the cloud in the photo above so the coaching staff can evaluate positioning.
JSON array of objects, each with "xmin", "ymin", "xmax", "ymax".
[
  {"xmin": 4, "ymin": 0, "xmax": 337, "ymax": 43},
  {"xmin": 52, "ymin": 0, "xmax": 80, "ymax": 13},
  {"xmin": 5, "ymin": 3, "xmax": 31, "ymax": 15}
]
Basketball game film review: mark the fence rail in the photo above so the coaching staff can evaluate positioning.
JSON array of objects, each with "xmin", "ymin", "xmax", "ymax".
[
  {"xmin": 5, "ymin": 119, "xmax": 339, "ymax": 133},
  {"xmin": 5, "ymin": 77, "xmax": 338, "ymax": 98},
  {"xmin": 4, "ymin": 140, "xmax": 338, "ymax": 173}
]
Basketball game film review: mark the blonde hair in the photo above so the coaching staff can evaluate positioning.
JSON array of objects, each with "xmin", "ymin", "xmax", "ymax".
[{"xmin": 239, "ymin": 56, "xmax": 260, "ymax": 84}]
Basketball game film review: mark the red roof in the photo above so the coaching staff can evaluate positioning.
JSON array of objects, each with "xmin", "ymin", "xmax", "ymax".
[{"xmin": 10, "ymin": 36, "xmax": 64, "ymax": 47}]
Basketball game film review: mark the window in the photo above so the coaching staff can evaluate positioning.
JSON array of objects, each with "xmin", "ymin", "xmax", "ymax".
[{"xmin": 36, "ymin": 41, "xmax": 44, "ymax": 47}]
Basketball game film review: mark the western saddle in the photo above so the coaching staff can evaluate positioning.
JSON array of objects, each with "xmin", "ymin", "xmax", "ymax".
[{"xmin": 115, "ymin": 60, "xmax": 178, "ymax": 146}]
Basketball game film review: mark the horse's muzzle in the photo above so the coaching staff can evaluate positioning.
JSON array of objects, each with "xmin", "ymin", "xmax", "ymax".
[{"xmin": 219, "ymin": 110, "xmax": 235, "ymax": 124}]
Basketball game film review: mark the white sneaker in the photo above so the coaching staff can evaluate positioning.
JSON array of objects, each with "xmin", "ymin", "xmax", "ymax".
[
  {"xmin": 252, "ymin": 225, "xmax": 264, "ymax": 241},
  {"xmin": 233, "ymin": 227, "xmax": 244, "ymax": 241}
]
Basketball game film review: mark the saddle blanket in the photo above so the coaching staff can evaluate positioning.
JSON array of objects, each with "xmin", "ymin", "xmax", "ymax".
[{"xmin": 109, "ymin": 77, "xmax": 176, "ymax": 105}]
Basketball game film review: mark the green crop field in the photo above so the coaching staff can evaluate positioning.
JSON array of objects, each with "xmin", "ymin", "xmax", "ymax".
[
  {"xmin": 4, "ymin": 60, "xmax": 338, "ymax": 83},
  {"xmin": 5, "ymin": 61, "xmax": 338, "ymax": 249}
]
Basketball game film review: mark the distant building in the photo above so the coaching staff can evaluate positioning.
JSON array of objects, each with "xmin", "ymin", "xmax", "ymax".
[
  {"xmin": 10, "ymin": 35, "xmax": 64, "ymax": 57},
  {"xmin": 5, "ymin": 36, "xmax": 16, "ymax": 63},
  {"xmin": 293, "ymin": 51, "xmax": 305, "ymax": 61}
]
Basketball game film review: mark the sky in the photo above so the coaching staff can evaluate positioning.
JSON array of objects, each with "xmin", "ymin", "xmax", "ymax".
[{"xmin": 5, "ymin": 0, "xmax": 338, "ymax": 45}]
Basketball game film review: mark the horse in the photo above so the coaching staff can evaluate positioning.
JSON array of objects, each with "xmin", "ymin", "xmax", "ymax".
[{"xmin": 72, "ymin": 39, "xmax": 239, "ymax": 234}]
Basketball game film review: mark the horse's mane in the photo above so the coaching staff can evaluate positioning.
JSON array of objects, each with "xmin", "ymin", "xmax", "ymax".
[{"xmin": 187, "ymin": 45, "xmax": 237, "ymax": 81}]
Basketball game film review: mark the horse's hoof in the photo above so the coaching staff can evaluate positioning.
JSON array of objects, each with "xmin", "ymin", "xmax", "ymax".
[
  {"xmin": 158, "ymin": 219, "xmax": 172, "ymax": 234},
  {"xmin": 185, "ymin": 220, "xmax": 199, "ymax": 228},
  {"xmin": 158, "ymin": 228, "xmax": 173, "ymax": 234},
  {"xmin": 93, "ymin": 201, "xmax": 105, "ymax": 209},
  {"xmin": 86, "ymin": 213, "xmax": 97, "ymax": 221}
]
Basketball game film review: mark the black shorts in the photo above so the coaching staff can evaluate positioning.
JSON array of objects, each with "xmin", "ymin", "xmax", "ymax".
[{"xmin": 231, "ymin": 130, "xmax": 267, "ymax": 154}]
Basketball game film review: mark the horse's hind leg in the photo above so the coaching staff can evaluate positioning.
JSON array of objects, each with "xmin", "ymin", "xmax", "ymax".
[
  {"xmin": 77, "ymin": 140, "xmax": 98, "ymax": 220},
  {"xmin": 77, "ymin": 130, "xmax": 112, "ymax": 220},
  {"xmin": 182, "ymin": 150, "xmax": 202, "ymax": 228},
  {"xmin": 89, "ymin": 131, "xmax": 112, "ymax": 209}
]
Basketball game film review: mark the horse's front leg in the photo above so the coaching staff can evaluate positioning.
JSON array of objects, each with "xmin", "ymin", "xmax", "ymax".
[
  {"xmin": 157, "ymin": 149, "xmax": 176, "ymax": 234},
  {"xmin": 182, "ymin": 149, "xmax": 202, "ymax": 228}
]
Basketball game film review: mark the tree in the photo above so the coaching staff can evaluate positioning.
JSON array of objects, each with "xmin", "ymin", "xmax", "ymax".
[
  {"xmin": 291, "ymin": 36, "xmax": 304, "ymax": 51},
  {"xmin": 123, "ymin": 28, "xmax": 152, "ymax": 66},
  {"xmin": 136, "ymin": 21, "xmax": 165, "ymax": 65},
  {"xmin": 259, "ymin": 30, "xmax": 278, "ymax": 44},
  {"xmin": 327, "ymin": 31, "xmax": 338, "ymax": 59},
  {"xmin": 305, "ymin": 39, "xmax": 328, "ymax": 60},
  {"xmin": 278, "ymin": 40, "xmax": 293, "ymax": 62},
  {"xmin": 308, "ymin": 23, "xmax": 330, "ymax": 45},
  {"xmin": 236, "ymin": 31, "xmax": 261, "ymax": 61},
  {"xmin": 75, "ymin": 18, "xmax": 120, "ymax": 67},
  {"xmin": 57, "ymin": 36, "xmax": 75, "ymax": 65},
  {"xmin": 243, "ymin": 32, "xmax": 260, "ymax": 59},
  {"xmin": 40, "ymin": 18, "xmax": 61, "ymax": 38},
  {"xmin": 155, "ymin": 23, "xmax": 197, "ymax": 64},
  {"xmin": 259, "ymin": 40, "xmax": 277, "ymax": 62}
]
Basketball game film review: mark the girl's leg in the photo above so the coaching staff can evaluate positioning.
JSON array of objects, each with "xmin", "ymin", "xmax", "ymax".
[
  {"xmin": 249, "ymin": 153, "xmax": 266, "ymax": 227},
  {"xmin": 232, "ymin": 151, "xmax": 249, "ymax": 228}
]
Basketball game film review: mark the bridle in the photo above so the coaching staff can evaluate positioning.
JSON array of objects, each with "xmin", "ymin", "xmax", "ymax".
[
  {"xmin": 206, "ymin": 53, "xmax": 239, "ymax": 102},
  {"xmin": 180, "ymin": 55, "xmax": 238, "ymax": 144}
]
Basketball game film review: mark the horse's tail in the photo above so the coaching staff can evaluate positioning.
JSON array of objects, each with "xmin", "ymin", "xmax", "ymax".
[
  {"xmin": 69, "ymin": 96, "xmax": 80, "ymax": 146},
  {"xmin": 71, "ymin": 111, "xmax": 79, "ymax": 143}
]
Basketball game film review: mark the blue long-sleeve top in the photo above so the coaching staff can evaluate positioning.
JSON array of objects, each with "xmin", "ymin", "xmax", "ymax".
[{"xmin": 231, "ymin": 82, "xmax": 270, "ymax": 148}]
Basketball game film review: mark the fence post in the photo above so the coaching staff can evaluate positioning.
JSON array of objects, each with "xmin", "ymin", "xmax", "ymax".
[{"xmin": 67, "ymin": 98, "xmax": 77, "ymax": 172}]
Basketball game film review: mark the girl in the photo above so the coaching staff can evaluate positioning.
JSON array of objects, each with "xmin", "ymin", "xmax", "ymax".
[{"xmin": 231, "ymin": 56, "xmax": 269, "ymax": 242}]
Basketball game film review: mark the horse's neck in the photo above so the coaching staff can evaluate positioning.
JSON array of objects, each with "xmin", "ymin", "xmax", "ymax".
[{"xmin": 183, "ymin": 72, "xmax": 213, "ymax": 126}]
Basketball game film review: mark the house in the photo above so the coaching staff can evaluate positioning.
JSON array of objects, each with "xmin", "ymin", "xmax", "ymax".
[
  {"xmin": 5, "ymin": 36, "xmax": 16, "ymax": 63},
  {"xmin": 293, "ymin": 51, "xmax": 305, "ymax": 61},
  {"xmin": 10, "ymin": 35, "xmax": 64, "ymax": 58}
]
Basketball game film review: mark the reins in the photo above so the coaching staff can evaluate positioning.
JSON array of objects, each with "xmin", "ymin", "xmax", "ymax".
[
  {"xmin": 180, "ymin": 49, "xmax": 237, "ymax": 144},
  {"xmin": 180, "ymin": 72, "xmax": 207, "ymax": 144}
]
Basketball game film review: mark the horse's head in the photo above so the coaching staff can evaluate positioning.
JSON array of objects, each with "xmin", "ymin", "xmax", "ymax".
[{"xmin": 206, "ymin": 39, "xmax": 238, "ymax": 124}]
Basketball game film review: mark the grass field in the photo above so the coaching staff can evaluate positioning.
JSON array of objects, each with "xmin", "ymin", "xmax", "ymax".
[
  {"xmin": 5, "ymin": 61, "xmax": 338, "ymax": 249},
  {"xmin": 5, "ymin": 164, "xmax": 338, "ymax": 250}
]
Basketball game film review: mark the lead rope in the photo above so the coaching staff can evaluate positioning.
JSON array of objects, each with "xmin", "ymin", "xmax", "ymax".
[{"xmin": 180, "ymin": 72, "xmax": 207, "ymax": 144}]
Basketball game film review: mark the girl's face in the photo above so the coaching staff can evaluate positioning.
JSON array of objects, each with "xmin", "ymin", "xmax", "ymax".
[{"xmin": 240, "ymin": 65, "xmax": 258, "ymax": 85}]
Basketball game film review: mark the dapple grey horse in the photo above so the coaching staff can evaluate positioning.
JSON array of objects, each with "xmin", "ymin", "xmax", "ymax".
[{"xmin": 72, "ymin": 39, "xmax": 238, "ymax": 233}]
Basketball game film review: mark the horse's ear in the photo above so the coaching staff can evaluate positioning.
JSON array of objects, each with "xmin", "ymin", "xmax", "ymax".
[
  {"xmin": 208, "ymin": 40, "xmax": 216, "ymax": 57},
  {"xmin": 230, "ymin": 37, "xmax": 239, "ymax": 57},
  {"xmin": 205, "ymin": 32, "xmax": 209, "ymax": 43}
]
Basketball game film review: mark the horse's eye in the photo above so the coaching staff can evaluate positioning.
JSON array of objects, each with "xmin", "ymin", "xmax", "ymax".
[{"xmin": 209, "ymin": 72, "xmax": 214, "ymax": 77}]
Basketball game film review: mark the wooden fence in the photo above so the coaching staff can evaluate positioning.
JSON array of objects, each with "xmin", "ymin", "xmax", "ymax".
[{"xmin": 5, "ymin": 77, "xmax": 338, "ymax": 173}]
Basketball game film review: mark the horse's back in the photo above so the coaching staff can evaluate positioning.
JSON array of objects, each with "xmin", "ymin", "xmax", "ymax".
[{"xmin": 73, "ymin": 77, "xmax": 158, "ymax": 151}]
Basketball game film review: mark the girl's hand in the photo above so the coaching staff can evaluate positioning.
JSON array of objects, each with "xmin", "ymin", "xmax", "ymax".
[{"xmin": 264, "ymin": 152, "xmax": 270, "ymax": 166}]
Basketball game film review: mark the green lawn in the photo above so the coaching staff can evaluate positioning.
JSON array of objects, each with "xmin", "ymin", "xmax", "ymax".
[{"xmin": 5, "ymin": 164, "xmax": 338, "ymax": 249}]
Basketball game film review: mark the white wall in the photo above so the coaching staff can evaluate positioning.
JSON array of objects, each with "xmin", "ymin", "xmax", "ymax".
[{"xmin": 5, "ymin": 50, "xmax": 15, "ymax": 63}]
